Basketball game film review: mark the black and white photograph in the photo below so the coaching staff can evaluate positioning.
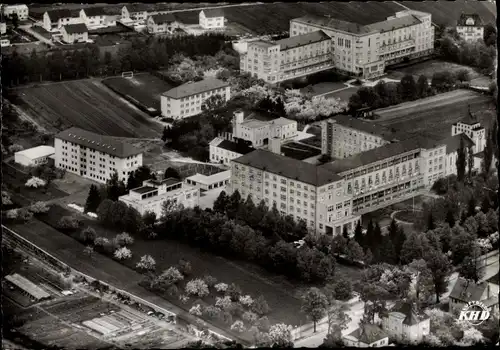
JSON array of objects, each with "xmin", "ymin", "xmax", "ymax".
[{"xmin": 1, "ymin": 0, "xmax": 498, "ymax": 348}]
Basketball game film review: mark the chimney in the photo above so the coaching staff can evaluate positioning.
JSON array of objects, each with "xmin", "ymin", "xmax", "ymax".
[
  {"xmin": 269, "ymin": 137, "xmax": 281, "ymax": 155},
  {"xmin": 234, "ymin": 110, "xmax": 244, "ymax": 124}
]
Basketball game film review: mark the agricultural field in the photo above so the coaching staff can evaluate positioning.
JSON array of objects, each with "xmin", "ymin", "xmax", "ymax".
[
  {"xmin": 385, "ymin": 59, "xmax": 493, "ymax": 87},
  {"xmin": 14, "ymin": 79, "xmax": 163, "ymax": 138},
  {"xmin": 397, "ymin": 0, "xmax": 497, "ymax": 27},
  {"xmin": 102, "ymin": 73, "xmax": 174, "ymax": 116},
  {"xmin": 372, "ymin": 89, "xmax": 496, "ymax": 141}
]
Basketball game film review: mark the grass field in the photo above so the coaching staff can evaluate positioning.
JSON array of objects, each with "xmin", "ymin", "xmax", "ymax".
[
  {"xmin": 14, "ymin": 79, "xmax": 162, "ymax": 138},
  {"xmin": 102, "ymin": 73, "xmax": 174, "ymax": 115},
  {"xmin": 373, "ymin": 89, "xmax": 496, "ymax": 141}
]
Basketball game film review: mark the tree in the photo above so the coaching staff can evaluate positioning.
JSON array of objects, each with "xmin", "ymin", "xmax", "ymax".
[
  {"xmin": 324, "ymin": 300, "xmax": 351, "ymax": 347},
  {"xmin": 406, "ymin": 259, "xmax": 434, "ymax": 304},
  {"xmin": 459, "ymin": 254, "xmax": 484, "ymax": 284},
  {"xmin": 106, "ymin": 172, "xmax": 127, "ymax": 201},
  {"xmin": 364, "ymin": 249, "xmax": 374, "ymax": 265},
  {"xmin": 427, "ymin": 211, "xmax": 436, "ymax": 231},
  {"xmin": 456, "ymin": 69, "xmax": 471, "ymax": 82},
  {"xmin": 445, "ymin": 208, "xmax": 456, "ymax": 228},
  {"xmin": 450, "ymin": 226, "xmax": 476, "ymax": 265},
  {"xmin": 164, "ymin": 167, "xmax": 180, "ymax": 179},
  {"xmin": 201, "ymin": 93, "xmax": 225, "ymax": 112},
  {"xmin": 301, "ymin": 287, "xmax": 329, "ymax": 333},
  {"xmin": 157, "ymin": 267, "xmax": 184, "ymax": 287},
  {"xmin": 378, "ymin": 236, "xmax": 397, "ymax": 264},
  {"xmin": 416, "ymin": 75, "xmax": 430, "ymax": 98},
  {"xmin": 213, "ymin": 190, "xmax": 229, "ymax": 213},
  {"xmin": 231, "ymin": 320, "xmax": 246, "ymax": 333},
  {"xmin": 57, "ymin": 216, "xmax": 80, "ymax": 231},
  {"xmin": 353, "ymin": 221, "xmax": 364, "ymax": 247},
  {"xmin": 423, "ymin": 248, "xmax": 451, "ymax": 303},
  {"xmin": 400, "ymin": 232, "xmax": 430, "ymax": 265},
  {"xmin": 80, "ymin": 227, "xmax": 97, "ymax": 244},
  {"xmin": 251, "ymin": 295, "xmax": 271, "ymax": 316},
  {"xmin": 400, "ymin": 74, "xmax": 418, "ymax": 100},
  {"xmin": 467, "ymin": 145, "xmax": 474, "ymax": 181},
  {"xmin": 346, "ymin": 240, "xmax": 364, "ymax": 263},
  {"xmin": 114, "ymin": 247, "xmax": 132, "ymax": 260},
  {"xmin": 331, "ymin": 234, "xmax": 348, "ymax": 256},
  {"xmin": 29, "ymin": 201, "xmax": 50, "ymax": 214},
  {"xmin": 342, "ymin": 225, "xmax": 349, "ymax": 239},
  {"xmin": 483, "ymin": 23, "xmax": 497, "ymax": 47},
  {"xmin": 25, "ymin": 176, "xmax": 46, "ymax": 188},
  {"xmin": 456, "ymin": 137, "xmax": 467, "ymax": 182},
  {"xmin": 324, "ymin": 277, "xmax": 353, "ymax": 301},
  {"xmin": 161, "ymin": 126, "xmax": 169, "ymax": 142},
  {"xmin": 115, "ymin": 232, "xmax": 134, "ymax": 246},
  {"xmin": 216, "ymin": 296, "xmax": 233, "ymax": 310},
  {"xmin": 84, "ymin": 184, "xmax": 101, "ymax": 213},
  {"xmin": 268, "ymin": 323, "xmax": 294, "ymax": 348},
  {"xmin": 136, "ymin": 255, "xmax": 156, "ymax": 271},
  {"xmin": 482, "ymin": 127, "xmax": 495, "ymax": 178},
  {"xmin": 11, "ymin": 13, "xmax": 19, "ymax": 29},
  {"xmin": 185, "ymin": 279, "xmax": 209, "ymax": 297}
]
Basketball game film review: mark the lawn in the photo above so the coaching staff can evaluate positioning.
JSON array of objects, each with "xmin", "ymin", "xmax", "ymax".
[
  {"xmin": 300, "ymin": 82, "xmax": 348, "ymax": 98},
  {"xmin": 323, "ymin": 87, "xmax": 360, "ymax": 102},
  {"xmin": 14, "ymin": 79, "xmax": 163, "ymax": 138},
  {"xmin": 373, "ymin": 89, "xmax": 496, "ymax": 141},
  {"xmin": 102, "ymin": 73, "xmax": 174, "ymax": 116}
]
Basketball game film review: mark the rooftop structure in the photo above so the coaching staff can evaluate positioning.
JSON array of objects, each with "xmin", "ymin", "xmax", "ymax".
[
  {"xmin": 82, "ymin": 7, "xmax": 107, "ymax": 17},
  {"xmin": 201, "ymin": 8, "xmax": 224, "ymax": 18},
  {"xmin": 5, "ymin": 274, "xmax": 51, "ymax": 301},
  {"xmin": 150, "ymin": 13, "xmax": 176, "ymax": 25},
  {"xmin": 63, "ymin": 23, "xmax": 88, "ymax": 34},
  {"xmin": 15, "ymin": 145, "xmax": 55, "ymax": 160},
  {"xmin": 457, "ymin": 13, "xmax": 484, "ymax": 26},
  {"xmin": 344, "ymin": 323, "xmax": 389, "ymax": 346},
  {"xmin": 276, "ymin": 30, "xmax": 330, "ymax": 50},
  {"xmin": 162, "ymin": 78, "xmax": 229, "ymax": 100}
]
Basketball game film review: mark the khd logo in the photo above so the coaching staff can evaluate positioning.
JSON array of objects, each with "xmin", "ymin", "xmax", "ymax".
[{"xmin": 458, "ymin": 301, "xmax": 491, "ymax": 325}]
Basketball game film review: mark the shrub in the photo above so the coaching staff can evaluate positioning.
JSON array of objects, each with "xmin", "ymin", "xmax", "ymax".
[
  {"xmin": 243, "ymin": 311, "xmax": 258, "ymax": 325},
  {"xmin": 255, "ymin": 316, "xmax": 271, "ymax": 332},
  {"xmin": 214, "ymin": 283, "xmax": 229, "ymax": 293},
  {"xmin": 221, "ymin": 311, "xmax": 233, "ymax": 325},
  {"xmin": 332, "ymin": 278, "xmax": 353, "ymax": 301},
  {"xmin": 29, "ymin": 201, "xmax": 50, "ymax": 214},
  {"xmin": 178, "ymin": 259, "xmax": 192, "ymax": 276},
  {"xmin": 227, "ymin": 302, "xmax": 245, "ymax": 318},
  {"xmin": 114, "ymin": 247, "xmax": 132, "ymax": 260},
  {"xmin": 159, "ymin": 267, "xmax": 184, "ymax": 285},
  {"xmin": 185, "ymin": 279, "xmax": 209, "ymax": 297},
  {"xmin": 251, "ymin": 295, "xmax": 271, "ymax": 316},
  {"xmin": 17, "ymin": 208, "xmax": 33, "ymax": 222},
  {"xmin": 83, "ymin": 246, "xmax": 94, "ymax": 256},
  {"xmin": 94, "ymin": 236, "xmax": 110, "ymax": 247},
  {"xmin": 6, "ymin": 209, "xmax": 18, "ymax": 220},
  {"xmin": 239, "ymin": 295, "xmax": 254, "ymax": 307},
  {"xmin": 456, "ymin": 68, "xmax": 471, "ymax": 82},
  {"xmin": 231, "ymin": 320, "xmax": 245, "ymax": 333},
  {"xmin": 115, "ymin": 232, "xmax": 134, "ymax": 246},
  {"xmin": 215, "ymin": 296, "xmax": 233, "ymax": 310},
  {"xmin": 226, "ymin": 283, "xmax": 242, "ymax": 301},
  {"xmin": 204, "ymin": 305, "xmax": 222, "ymax": 319},
  {"xmin": 8, "ymin": 144, "xmax": 24, "ymax": 153},
  {"xmin": 57, "ymin": 216, "xmax": 80, "ymax": 231},
  {"xmin": 190, "ymin": 304, "xmax": 203, "ymax": 316},
  {"xmin": 166, "ymin": 284, "xmax": 179, "ymax": 297},
  {"xmin": 80, "ymin": 227, "xmax": 97, "ymax": 244},
  {"xmin": 2, "ymin": 191, "xmax": 13, "ymax": 205},
  {"xmin": 25, "ymin": 176, "xmax": 46, "ymax": 188},
  {"xmin": 179, "ymin": 294, "xmax": 190, "ymax": 303},
  {"xmin": 136, "ymin": 255, "xmax": 156, "ymax": 271},
  {"xmin": 203, "ymin": 275, "xmax": 218, "ymax": 288}
]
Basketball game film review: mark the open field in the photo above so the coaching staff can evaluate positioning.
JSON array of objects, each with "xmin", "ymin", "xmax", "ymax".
[
  {"xmin": 102, "ymin": 73, "xmax": 174, "ymax": 115},
  {"xmin": 386, "ymin": 59, "xmax": 493, "ymax": 87},
  {"xmin": 13, "ymin": 79, "xmax": 162, "ymax": 137},
  {"xmin": 397, "ymin": 0, "xmax": 496, "ymax": 27},
  {"xmin": 373, "ymin": 90, "xmax": 496, "ymax": 141}
]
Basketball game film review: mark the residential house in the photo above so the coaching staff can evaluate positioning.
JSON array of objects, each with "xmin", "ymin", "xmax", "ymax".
[
  {"xmin": 199, "ymin": 8, "xmax": 225, "ymax": 29},
  {"xmin": 79, "ymin": 7, "xmax": 108, "ymax": 29},
  {"xmin": 456, "ymin": 13, "xmax": 484, "ymax": 42},
  {"xmin": 43, "ymin": 9, "xmax": 81, "ymax": 32},
  {"xmin": 61, "ymin": 23, "xmax": 88, "ymax": 44},
  {"xmin": 121, "ymin": 4, "xmax": 149, "ymax": 23},
  {"xmin": 209, "ymin": 137, "xmax": 255, "ymax": 166},
  {"xmin": 449, "ymin": 277, "xmax": 499, "ymax": 316},
  {"xmin": 1, "ymin": 37, "xmax": 10, "ymax": 47},
  {"xmin": 2, "ymin": 4, "xmax": 29, "ymax": 21},
  {"xmin": 343, "ymin": 323, "xmax": 390, "ymax": 347},
  {"xmin": 147, "ymin": 13, "xmax": 179, "ymax": 34},
  {"xmin": 380, "ymin": 301, "xmax": 430, "ymax": 343}
]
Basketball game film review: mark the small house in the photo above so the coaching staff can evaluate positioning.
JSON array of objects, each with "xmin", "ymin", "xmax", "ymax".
[
  {"xmin": 14, "ymin": 145, "xmax": 55, "ymax": 167},
  {"xmin": 199, "ymin": 8, "xmax": 225, "ymax": 29},
  {"xmin": 449, "ymin": 277, "xmax": 499, "ymax": 316},
  {"xmin": 147, "ymin": 13, "xmax": 179, "ymax": 34},
  {"xmin": 3, "ymin": 4, "xmax": 29, "ymax": 21},
  {"xmin": 79, "ymin": 7, "xmax": 108, "ymax": 28},
  {"xmin": 43, "ymin": 9, "xmax": 81, "ymax": 32},
  {"xmin": 61, "ymin": 23, "xmax": 88, "ymax": 44},
  {"xmin": 343, "ymin": 323, "xmax": 390, "ymax": 347},
  {"xmin": 121, "ymin": 4, "xmax": 149, "ymax": 23}
]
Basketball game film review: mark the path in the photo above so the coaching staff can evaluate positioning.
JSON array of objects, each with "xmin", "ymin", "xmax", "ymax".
[{"xmin": 19, "ymin": 25, "xmax": 54, "ymax": 47}]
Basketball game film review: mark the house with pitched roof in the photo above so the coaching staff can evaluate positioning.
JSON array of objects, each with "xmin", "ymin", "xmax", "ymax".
[
  {"xmin": 380, "ymin": 301, "xmax": 430, "ymax": 343},
  {"xmin": 79, "ymin": 7, "xmax": 114, "ymax": 28},
  {"xmin": 160, "ymin": 78, "xmax": 230, "ymax": 119},
  {"xmin": 199, "ymin": 8, "xmax": 225, "ymax": 29},
  {"xmin": 121, "ymin": 4, "xmax": 149, "ymax": 23},
  {"xmin": 147, "ymin": 13, "xmax": 179, "ymax": 34},
  {"xmin": 456, "ymin": 13, "xmax": 484, "ymax": 42},
  {"xmin": 2, "ymin": 4, "xmax": 29, "ymax": 21},
  {"xmin": 449, "ymin": 277, "xmax": 499, "ymax": 316},
  {"xmin": 61, "ymin": 23, "xmax": 88, "ymax": 44},
  {"xmin": 343, "ymin": 323, "xmax": 390, "ymax": 347},
  {"xmin": 43, "ymin": 9, "xmax": 81, "ymax": 31}
]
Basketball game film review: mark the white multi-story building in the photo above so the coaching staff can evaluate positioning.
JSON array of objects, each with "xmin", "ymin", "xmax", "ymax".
[
  {"xmin": 343, "ymin": 323, "xmax": 390, "ymax": 347},
  {"xmin": 2, "ymin": 4, "xmax": 29, "ymax": 21},
  {"xmin": 240, "ymin": 30, "xmax": 334, "ymax": 83},
  {"xmin": 209, "ymin": 137, "xmax": 255, "ymax": 166},
  {"xmin": 231, "ymin": 110, "xmax": 298, "ymax": 147},
  {"xmin": 229, "ymin": 148, "xmax": 361, "ymax": 235},
  {"xmin": 321, "ymin": 115, "xmax": 397, "ymax": 158},
  {"xmin": 121, "ymin": 4, "xmax": 149, "ymax": 23},
  {"xmin": 147, "ymin": 13, "xmax": 179, "ymax": 34},
  {"xmin": 119, "ymin": 177, "xmax": 199, "ymax": 217},
  {"xmin": 161, "ymin": 78, "xmax": 230, "ymax": 119},
  {"xmin": 442, "ymin": 133, "xmax": 481, "ymax": 177},
  {"xmin": 451, "ymin": 110, "xmax": 486, "ymax": 155},
  {"xmin": 290, "ymin": 9, "xmax": 434, "ymax": 78},
  {"xmin": 79, "ymin": 7, "xmax": 109, "ymax": 29},
  {"xmin": 456, "ymin": 13, "xmax": 484, "ymax": 42},
  {"xmin": 43, "ymin": 9, "xmax": 81, "ymax": 32},
  {"xmin": 61, "ymin": 23, "xmax": 88, "ymax": 44},
  {"xmin": 199, "ymin": 8, "xmax": 224, "ymax": 29},
  {"xmin": 380, "ymin": 302, "xmax": 430, "ymax": 343},
  {"xmin": 54, "ymin": 127, "xmax": 143, "ymax": 184}
]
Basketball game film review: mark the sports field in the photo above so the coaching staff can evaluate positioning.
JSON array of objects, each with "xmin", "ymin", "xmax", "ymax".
[
  {"xmin": 15, "ymin": 79, "xmax": 162, "ymax": 138},
  {"xmin": 373, "ymin": 89, "xmax": 496, "ymax": 141}
]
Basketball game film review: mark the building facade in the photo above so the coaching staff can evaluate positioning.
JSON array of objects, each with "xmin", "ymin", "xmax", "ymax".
[
  {"xmin": 186, "ymin": 170, "xmax": 231, "ymax": 191},
  {"xmin": 449, "ymin": 277, "xmax": 499, "ymax": 316},
  {"xmin": 3, "ymin": 4, "xmax": 29, "ymax": 21},
  {"xmin": 240, "ymin": 30, "xmax": 334, "ymax": 83},
  {"xmin": 380, "ymin": 302, "xmax": 430, "ymax": 343},
  {"xmin": 160, "ymin": 78, "xmax": 230, "ymax": 119},
  {"xmin": 121, "ymin": 5, "xmax": 149, "ymax": 22},
  {"xmin": 147, "ymin": 13, "xmax": 179, "ymax": 34},
  {"xmin": 79, "ymin": 8, "xmax": 108, "ymax": 28},
  {"xmin": 43, "ymin": 9, "xmax": 81, "ymax": 31},
  {"xmin": 451, "ymin": 113, "xmax": 486, "ymax": 155},
  {"xmin": 54, "ymin": 127, "xmax": 143, "ymax": 184},
  {"xmin": 209, "ymin": 136, "xmax": 255, "ymax": 166},
  {"xmin": 343, "ymin": 324, "xmax": 390, "ymax": 347},
  {"xmin": 290, "ymin": 9, "xmax": 434, "ymax": 78},
  {"xmin": 14, "ymin": 146, "xmax": 55, "ymax": 167},
  {"xmin": 119, "ymin": 178, "xmax": 199, "ymax": 217},
  {"xmin": 0, "ymin": 22, "xmax": 6, "ymax": 35},
  {"xmin": 456, "ymin": 14, "xmax": 484, "ymax": 42},
  {"xmin": 61, "ymin": 23, "xmax": 88, "ymax": 43},
  {"xmin": 199, "ymin": 9, "xmax": 224, "ymax": 29},
  {"xmin": 229, "ymin": 149, "xmax": 361, "ymax": 235}
]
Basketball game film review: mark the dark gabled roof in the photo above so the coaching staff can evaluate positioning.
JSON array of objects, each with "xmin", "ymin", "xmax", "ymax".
[
  {"xmin": 364, "ymin": 15, "xmax": 421, "ymax": 33},
  {"xmin": 125, "ymin": 4, "xmax": 149, "ymax": 13},
  {"xmin": 63, "ymin": 23, "xmax": 88, "ymax": 34},
  {"xmin": 82, "ymin": 7, "xmax": 107, "ymax": 17},
  {"xmin": 449, "ymin": 277, "xmax": 489, "ymax": 302},
  {"xmin": 55, "ymin": 127, "xmax": 143, "ymax": 158},
  {"xmin": 455, "ymin": 107, "xmax": 483, "ymax": 126},
  {"xmin": 292, "ymin": 15, "xmax": 369, "ymax": 35},
  {"xmin": 321, "ymin": 136, "xmax": 442, "ymax": 174},
  {"xmin": 276, "ymin": 30, "xmax": 331, "ymax": 50},
  {"xmin": 383, "ymin": 302, "xmax": 430, "ymax": 326},
  {"xmin": 457, "ymin": 13, "xmax": 484, "ymax": 26},
  {"xmin": 201, "ymin": 8, "xmax": 224, "ymax": 18},
  {"xmin": 45, "ymin": 9, "xmax": 75, "ymax": 21},
  {"xmin": 217, "ymin": 139, "xmax": 255, "ymax": 155},
  {"xmin": 150, "ymin": 13, "xmax": 177, "ymax": 25},
  {"xmin": 442, "ymin": 134, "xmax": 474, "ymax": 155},
  {"xmin": 346, "ymin": 324, "xmax": 388, "ymax": 344},
  {"xmin": 162, "ymin": 78, "xmax": 229, "ymax": 99},
  {"xmin": 327, "ymin": 114, "xmax": 398, "ymax": 141},
  {"xmin": 233, "ymin": 149, "xmax": 342, "ymax": 187}
]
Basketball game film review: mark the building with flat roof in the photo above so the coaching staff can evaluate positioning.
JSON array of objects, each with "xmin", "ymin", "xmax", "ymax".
[
  {"xmin": 119, "ymin": 177, "xmax": 199, "ymax": 217},
  {"xmin": 456, "ymin": 13, "xmax": 484, "ymax": 43},
  {"xmin": 54, "ymin": 127, "xmax": 143, "ymax": 184},
  {"xmin": 186, "ymin": 170, "xmax": 231, "ymax": 191},
  {"xmin": 290, "ymin": 9, "xmax": 434, "ymax": 78},
  {"xmin": 161, "ymin": 78, "xmax": 230, "ymax": 119},
  {"xmin": 449, "ymin": 277, "xmax": 499, "ymax": 316},
  {"xmin": 14, "ymin": 145, "xmax": 55, "ymax": 167}
]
